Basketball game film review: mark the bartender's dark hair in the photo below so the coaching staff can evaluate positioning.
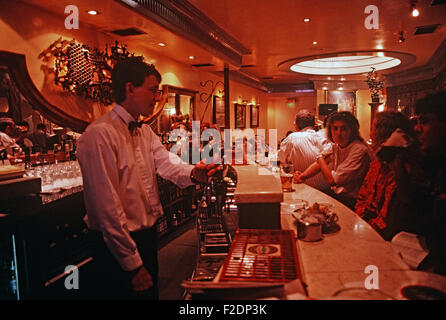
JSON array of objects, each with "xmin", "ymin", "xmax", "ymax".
[
  {"xmin": 295, "ymin": 109, "xmax": 315, "ymax": 130},
  {"xmin": 111, "ymin": 58, "xmax": 162, "ymax": 103},
  {"xmin": 326, "ymin": 111, "xmax": 363, "ymax": 144}
]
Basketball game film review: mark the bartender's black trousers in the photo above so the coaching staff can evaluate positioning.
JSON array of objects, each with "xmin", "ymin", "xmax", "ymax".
[{"xmin": 91, "ymin": 226, "xmax": 159, "ymax": 300}]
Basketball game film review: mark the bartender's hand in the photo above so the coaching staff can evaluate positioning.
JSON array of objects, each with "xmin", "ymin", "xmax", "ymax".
[
  {"xmin": 190, "ymin": 161, "xmax": 222, "ymax": 184},
  {"xmin": 130, "ymin": 266, "xmax": 153, "ymax": 292}
]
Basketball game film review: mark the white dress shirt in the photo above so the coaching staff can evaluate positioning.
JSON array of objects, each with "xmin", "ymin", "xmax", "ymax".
[
  {"xmin": 0, "ymin": 131, "xmax": 21, "ymax": 154},
  {"xmin": 77, "ymin": 103, "xmax": 194, "ymax": 271},
  {"xmin": 279, "ymin": 127, "xmax": 332, "ymax": 191},
  {"xmin": 329, "ymin": 140, "xmax": 372, "ymax": 199}
]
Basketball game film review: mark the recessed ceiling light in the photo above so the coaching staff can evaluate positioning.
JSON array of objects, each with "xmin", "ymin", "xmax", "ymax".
[
  {"xmin": 189, "ymin": 56, "xmax": 194, "ymax": 60},
  {"xmin": 158, "ymin": 43, "xmax": 166, "ymax": 46},
  {"xmin": 87, "ymin": 10, "xmax": 98, "ymax": 15},
  {"xmin": 304, "ymin": 18, "xmax": 310, "ymax": 22},
  {"xmin": 313, "ymin": 41, "xmax": 318, "ymax": 45}
]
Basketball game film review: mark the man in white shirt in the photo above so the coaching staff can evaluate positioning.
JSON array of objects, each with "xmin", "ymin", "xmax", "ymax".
[
  {"xmin": 0, "ymin": 117, "xmax": 22, "ymax": 156},
  {"xmin": 77, "ymin": 58, "xmax": 218, "ymax": 299},
  {"xmin": 295, "ymin": 112, "xmax": 372, "ymax": 209},
  {"xmin": 279, "ymin": 109, "xmax": 331, "ymax": 191}
]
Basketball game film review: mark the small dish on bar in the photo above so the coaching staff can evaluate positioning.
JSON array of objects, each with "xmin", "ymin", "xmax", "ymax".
[{"xmin": 293, "ymin": 202, "xmax": 339, "ymax": 234}]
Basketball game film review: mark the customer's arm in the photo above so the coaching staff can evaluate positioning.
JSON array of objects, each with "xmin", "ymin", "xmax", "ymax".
[{"xmin": 294, "ymin": 161, "xmax": 321, "ymax": 183}]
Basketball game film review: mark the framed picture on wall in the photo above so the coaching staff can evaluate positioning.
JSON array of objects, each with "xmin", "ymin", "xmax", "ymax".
[
  {"xmin": 234, "ymin": 103, "xmax": 246, "ymax": 129},
  {"xmin": 212, "ymin": 95, "xmax": 225, "ymax": 128},
  {"xmin": 327, "ymin": 91, "xmax": 356, "ymax": 115},
  {"xmin": 250, "ymin": 104, "xmax": 259, "ymax": 128}
]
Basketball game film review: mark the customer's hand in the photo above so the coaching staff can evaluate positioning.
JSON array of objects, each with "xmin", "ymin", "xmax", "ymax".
[
  {"xmin": 293, "ymin": 171, "xmax": 304, "ymax": 183},
  {"xmin": 191, "ymin": 161, "xmax": 222, "ymax": 184},
  {"xmin": 130, "ymin": 266, "xmax": 153, "ymax": 292}
]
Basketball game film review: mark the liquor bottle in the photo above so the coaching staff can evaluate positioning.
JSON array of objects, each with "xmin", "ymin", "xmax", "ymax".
[{"xmin": 24, "ymin": 146, "xmax": 31, "ymax": 170}]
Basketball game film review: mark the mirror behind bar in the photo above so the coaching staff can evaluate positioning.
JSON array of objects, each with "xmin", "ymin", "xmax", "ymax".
[{"xmin": 0, "ymin": 51, "xmax": 88, "ymax": 133}]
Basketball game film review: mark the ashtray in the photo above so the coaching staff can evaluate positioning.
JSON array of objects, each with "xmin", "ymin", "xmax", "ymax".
[{"xmin": 293, "ymin": 202, "xmax": 339, "ymax": 234}]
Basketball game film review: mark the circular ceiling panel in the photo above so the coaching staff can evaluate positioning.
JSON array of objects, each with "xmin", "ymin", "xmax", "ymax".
[{"xmin": 279, "ymin": 51, "xmax": 416, "ymax": 76}]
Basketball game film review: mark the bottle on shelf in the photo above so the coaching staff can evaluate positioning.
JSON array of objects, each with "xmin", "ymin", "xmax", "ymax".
[{"xmin": 172, "ymin": 211, "xmax": 178, "ymax": 227}]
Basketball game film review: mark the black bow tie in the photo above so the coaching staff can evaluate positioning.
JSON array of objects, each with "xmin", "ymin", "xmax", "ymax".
[{"xmin": 128, "ymin": 121, "xmax": 145, "ymax": 132}]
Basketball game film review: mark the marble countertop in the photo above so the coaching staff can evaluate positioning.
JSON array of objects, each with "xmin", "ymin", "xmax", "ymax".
[
  {"xmin": 233, "ymin": 165, "xmax": 283, "ymax": 203},
  {"xmin": 280, "ymin": 180, "xmax": 446, "ymax": 300}
]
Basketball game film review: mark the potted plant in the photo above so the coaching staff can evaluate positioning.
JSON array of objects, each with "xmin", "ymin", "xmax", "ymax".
[{"xmin": 365, "ymin": 67, "xmax": 384, "ymax": 103}]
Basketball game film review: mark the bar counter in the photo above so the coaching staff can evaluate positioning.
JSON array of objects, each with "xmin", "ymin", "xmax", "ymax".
[
  {"xmin": 229, "ymin": 165, "xmax": 446, "ymax": 300},
  {"xmin": 280, "ymin": 175, "xmax": 446, "ymax": 299}
]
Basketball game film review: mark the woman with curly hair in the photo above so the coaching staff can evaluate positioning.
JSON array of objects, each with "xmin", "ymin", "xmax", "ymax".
[
  {"xmin": 295, "ymin": 111, "xmax": 372, "ymax": 209},
  {"xmin": 355, "ymin": 111, "xmax": 423, "ymax": 240}
]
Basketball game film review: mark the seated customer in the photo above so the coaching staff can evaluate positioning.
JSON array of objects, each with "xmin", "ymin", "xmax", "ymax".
[
  {"xmin": 279, "ymin": 109, "xmax": 331, "ymax": 191},
  {"xmin": 355, "ymin": 111, "xmax": 423, "ymax": 241},
  {"xmin": 29, "ymin": 123, "xmax": 51, "ymax": 153},
  {"xmin": 413, "ymin": 91, "xmax": 446, "ymax": 275},
  {"xmin": 15, "ymin": 121, "xmax": 33, "ymax": 151},
  {"xmin": 294, "ymin": 111, "xmax": 372, "ymax": 209},
  {"xmin": 0, "ymin": 116, "xmax": 22, "ymax": 155}
]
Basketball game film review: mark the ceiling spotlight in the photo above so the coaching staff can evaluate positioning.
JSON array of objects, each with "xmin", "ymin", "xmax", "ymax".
[
  {"xmin": 313, "ymin": 41, "xmax": 318, "ymax": 45},
  {"xmin": 189, "ymin": 56, "xmax": 194, "ymax": 60},
  {"xmin": 87, "ymin": 10, "xmax": 98, "ymax": 15},
  {"xmin": 304, "ymin": 18, "xmax": 310, "ymax": 22},
  {"xmin": 411, "ymin": 1, "xmax": 419, "ymax": 17},
  {"xmin": 158, "ymin": 43, "xmax": 166, "ymax": 46}
]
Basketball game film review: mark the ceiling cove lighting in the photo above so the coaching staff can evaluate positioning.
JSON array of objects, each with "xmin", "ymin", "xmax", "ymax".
[{"xmin": 278, "ymin": 51, "xmax": 415, "ymax": 76}]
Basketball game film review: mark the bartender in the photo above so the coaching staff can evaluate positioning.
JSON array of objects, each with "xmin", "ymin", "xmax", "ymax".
[{"xmin": 77, "ymin": 58, "xmax": 218, "ymax": 299}]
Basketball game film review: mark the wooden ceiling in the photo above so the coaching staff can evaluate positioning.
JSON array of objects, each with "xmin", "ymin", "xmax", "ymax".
[{"xmin": 19, "ymin": 0, "xmax": 446, "ymax": 92}]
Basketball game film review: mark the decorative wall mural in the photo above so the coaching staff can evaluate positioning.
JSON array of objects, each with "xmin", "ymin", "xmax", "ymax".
[{"xmin": 39, "ymin": 38, "xmax": 143, "ymax": 105}]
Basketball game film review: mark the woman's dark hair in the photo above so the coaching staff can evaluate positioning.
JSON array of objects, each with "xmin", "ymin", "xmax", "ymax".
[
  {"xmin": 111, "ymin": 58, "xmax": 162, "ymax": 104},
  {"xmin": 415, "ymin": 90, "xmax": 446, "ymax": 123},
  {"xmin": 326, "ymin": 111, "xmax": 362, "ymax": 144},
  {"xmin": 371, "ymin": 111, "xmax": 418, "ymax": 151}
]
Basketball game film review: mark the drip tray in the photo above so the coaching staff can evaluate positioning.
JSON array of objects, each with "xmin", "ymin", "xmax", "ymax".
[{"xmin": 220, "ymin": 229, "xmax": 300, "ymax": 282}]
